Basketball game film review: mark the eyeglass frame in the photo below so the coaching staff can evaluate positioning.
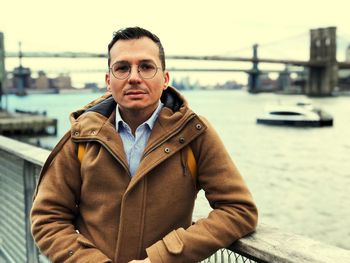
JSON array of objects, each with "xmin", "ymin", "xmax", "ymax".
[{"xmin": 109, "ymin": 60, "xmax": 163, "ymax": 80}]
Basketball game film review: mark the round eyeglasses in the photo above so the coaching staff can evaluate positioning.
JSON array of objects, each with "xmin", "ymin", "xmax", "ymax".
[{"xmin": 109, "ymin": 61, "xmax": 162, "ymax": 80}]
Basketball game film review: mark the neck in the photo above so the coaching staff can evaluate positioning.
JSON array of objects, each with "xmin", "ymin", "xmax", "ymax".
[{"xmin": 119, "ymin": 104, "xmax": 159, "ymax": 135}]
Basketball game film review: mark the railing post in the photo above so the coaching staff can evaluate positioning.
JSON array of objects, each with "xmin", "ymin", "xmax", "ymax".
[{"xmin": 23, "ymin": 160, "xmax": 40, "ymax": 263}]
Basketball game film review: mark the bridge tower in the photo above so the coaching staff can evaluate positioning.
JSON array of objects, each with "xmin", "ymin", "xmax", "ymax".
[
  {"xmin": 13, "ymin": 42, "xmax": 31, "ymax": 96},
  {"xmin": 248, "ymin": 44, "xmax": 260, "ymax": 93},
  {"xmin": 0, "ymin": 32, "xmax": 5, "ymax": 109},
  {"xmin": 306, "ymin": 27, "xmax": 338, "ymax": 96}
]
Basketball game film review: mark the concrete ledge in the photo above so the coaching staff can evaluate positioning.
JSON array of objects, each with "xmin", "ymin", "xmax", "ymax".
[
  {"xmin": 231, "ymin": 224, "xmax": 350, "ymax": 263},
  {"xmin": 0, "ymin": 135, "xmax": 49, "ymax": 166}
]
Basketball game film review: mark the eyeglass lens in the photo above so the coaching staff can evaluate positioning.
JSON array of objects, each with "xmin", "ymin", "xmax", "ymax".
[{"xmin": 111, "ymin": 61, "xmax": 158, "ymax": 79}]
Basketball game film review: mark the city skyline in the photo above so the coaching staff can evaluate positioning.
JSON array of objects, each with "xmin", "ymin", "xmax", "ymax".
[{"xmin": 1, "ymin": 0, "xmax": 350, "ymax": 86}]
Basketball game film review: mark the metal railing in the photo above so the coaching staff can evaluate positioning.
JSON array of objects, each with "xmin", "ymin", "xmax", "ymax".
[
  {"xmin": 1, "ymin": 135, "xmax": 350, "ymax": 263},
  {"xmin": 200, "ymin": 249, "xmax": 261, "ymax": 263}
]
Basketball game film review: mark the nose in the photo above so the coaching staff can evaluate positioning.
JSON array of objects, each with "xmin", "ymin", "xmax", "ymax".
[{"xmin": 128, "ymin": 65, "xmax": 142, "ymax": 84}]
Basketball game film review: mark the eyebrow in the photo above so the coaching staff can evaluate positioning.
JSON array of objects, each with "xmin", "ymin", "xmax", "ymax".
[{"xmin": 113, "ymin": 59, "xmax": 156, "ymax": 64}]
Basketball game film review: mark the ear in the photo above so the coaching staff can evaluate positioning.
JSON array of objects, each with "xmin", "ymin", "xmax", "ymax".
[
  {"xmin": 105, "ymin": 73, "xmax": 111, "ymax": 92},
  {"xmin": 163, "ymin": 71, "xmax": 170, "ymax": 90}
]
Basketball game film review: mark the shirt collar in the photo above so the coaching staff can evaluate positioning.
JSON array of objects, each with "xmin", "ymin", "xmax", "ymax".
[{"xmin": 115, "ymin": 101, "xmax": 164, "ymax": 132}]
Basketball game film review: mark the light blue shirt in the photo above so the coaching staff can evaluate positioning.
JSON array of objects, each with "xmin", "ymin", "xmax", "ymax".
[{"xmin": 116, "ymin": 102, "xmax": 163, "ymax": 176}]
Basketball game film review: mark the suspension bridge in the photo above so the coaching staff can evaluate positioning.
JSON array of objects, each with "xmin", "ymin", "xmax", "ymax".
[{"xmin": 1, "ymin": 27, "xmax": 350, "ymax": 98}]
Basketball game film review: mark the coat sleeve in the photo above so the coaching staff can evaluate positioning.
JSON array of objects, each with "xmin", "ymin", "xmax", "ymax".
[
  {"xmin": 30, "ymin": 136, "xmax": 112, "ymax": 263},
  {"xmin": 146, "ymin": 118, "xmax": 258, "ymax": 263}
]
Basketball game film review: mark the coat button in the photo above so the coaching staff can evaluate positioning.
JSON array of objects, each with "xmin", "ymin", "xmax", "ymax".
[
  {"xmin": 68, "ymin": 250, "xmax": 74, "ymax": 256},
  {"xmin": 91, "ymin": 130, "xmax": 96, "ymax": 135},
  {"xmin": 179, "ymin": 137, "xmax": 185, "ymax": 144},
  {"xmin": 164, "ymin": 147, "xmax": 171, "ymax": 153},
  {"xmin": 195, "ymin": 124, "xmax": 202, "ymax": 130},
  {"xmin": 74, "ymin": 131, "xmax": 79, "ymax": 136}
]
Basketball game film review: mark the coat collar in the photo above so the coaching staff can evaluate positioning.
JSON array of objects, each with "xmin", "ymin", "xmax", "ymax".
[{"xmin": 70, "ymin": 86, "xmax": 188, "ymax": 123}]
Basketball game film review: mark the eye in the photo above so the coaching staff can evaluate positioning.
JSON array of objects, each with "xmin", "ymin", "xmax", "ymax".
[
  {"xmin": 113, "ymin": 63, "xmax": 130, "ymax": 73},
  {"xmin": 139, "ymin": 62, "xmax": 156, "ymax": 71}
]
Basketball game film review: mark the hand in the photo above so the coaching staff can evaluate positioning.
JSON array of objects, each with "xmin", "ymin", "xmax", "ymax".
[{"xmin": 128, "ymin": 258, "xmax": 151, "ymax": 263}]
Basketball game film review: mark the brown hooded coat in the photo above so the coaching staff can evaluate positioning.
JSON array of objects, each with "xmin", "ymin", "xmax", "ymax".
[{"xmin": 31, "ymin": 87, "xmax": 258, "ymax": 263}]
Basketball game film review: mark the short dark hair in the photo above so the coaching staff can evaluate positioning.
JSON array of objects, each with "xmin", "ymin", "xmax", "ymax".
[{"xmin": 107, "ymin": 27, "xmax": 166, "ymax": 70}]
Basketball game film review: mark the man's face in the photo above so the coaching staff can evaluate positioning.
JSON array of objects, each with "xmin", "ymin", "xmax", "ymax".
[{"xmin": 105, "ymin": 37, "xmax": 169, "ymax": 115}]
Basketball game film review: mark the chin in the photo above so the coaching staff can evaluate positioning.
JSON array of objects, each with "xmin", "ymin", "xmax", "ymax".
[{"xmin": 125, "ymin": 102, "xmax": 149, "ymax": 110}]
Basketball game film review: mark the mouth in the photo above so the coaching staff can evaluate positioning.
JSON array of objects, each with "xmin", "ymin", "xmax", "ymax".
[
  {"xmin": 125, "ymin": 90, "xmax": 146, "ymax": 95},
  {"xmin": 124, "ymin": 88, "xmax": 147, "ymax": 99}
]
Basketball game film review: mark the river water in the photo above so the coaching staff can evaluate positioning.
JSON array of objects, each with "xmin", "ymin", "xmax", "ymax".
[{"xmin": 5, "ymin": 89, "xmax": 350, "ymax": 250}]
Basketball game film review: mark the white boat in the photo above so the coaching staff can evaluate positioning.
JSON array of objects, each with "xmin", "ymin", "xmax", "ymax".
[{"xmin": 256, "ymin": 101, "xmax": 333, "ymax": 127}]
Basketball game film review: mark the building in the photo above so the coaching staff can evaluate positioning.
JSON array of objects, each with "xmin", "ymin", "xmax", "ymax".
[
  {"xmin": 35, "ymin": 71, "xmax": 50, "ymax": 90},
  {"xmin": 52, "ymin": 73, "xmax": 72, "ymax": 90}
]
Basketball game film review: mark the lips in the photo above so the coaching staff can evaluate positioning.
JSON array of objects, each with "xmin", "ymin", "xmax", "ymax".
[
  {"xmin": 123, "ymin": 87, "xmax": 148, "ymax": 95},
  {"xmin": 123, "ymin": 88, "xmax": 148, "ymax": 99},
  {"xmin": 125, "ymin": 90, "xmax": 146, "ymax": 95}
]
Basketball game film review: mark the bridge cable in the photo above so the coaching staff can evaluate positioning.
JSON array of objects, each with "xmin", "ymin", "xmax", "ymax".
[{"xmin": 259, "ymin": 32, "xmax": 308, "ymax": 48}]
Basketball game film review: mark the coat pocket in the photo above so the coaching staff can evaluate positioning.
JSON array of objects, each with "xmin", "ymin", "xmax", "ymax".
[{"xmin": 162, "ymin": 230, "xmax": 184, "ymax": 255}]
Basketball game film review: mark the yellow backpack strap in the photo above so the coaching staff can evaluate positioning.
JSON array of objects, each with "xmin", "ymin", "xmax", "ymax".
[
  {"xmin": 187, "ymin": 146, "xmax": 197, "ymax": 186},
  {"xmin": 77, "ymin": 143, "xmax": 86, "ymax": 163}
]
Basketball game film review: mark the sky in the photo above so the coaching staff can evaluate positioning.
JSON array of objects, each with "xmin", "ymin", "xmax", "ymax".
[{"xmin": 1, "ymin": 0, "xmax": 350, "ymax": 86}]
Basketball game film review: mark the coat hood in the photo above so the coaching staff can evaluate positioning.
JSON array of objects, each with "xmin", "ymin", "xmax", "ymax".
[{"xmin": 69, "ymin": 86, "xmax": 188, "ymax": 124}]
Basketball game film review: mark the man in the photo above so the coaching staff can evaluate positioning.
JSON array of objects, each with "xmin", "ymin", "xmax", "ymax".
[{"xmin": 31, "ymin": 27, "xmax": 258, "ymax": 263}]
